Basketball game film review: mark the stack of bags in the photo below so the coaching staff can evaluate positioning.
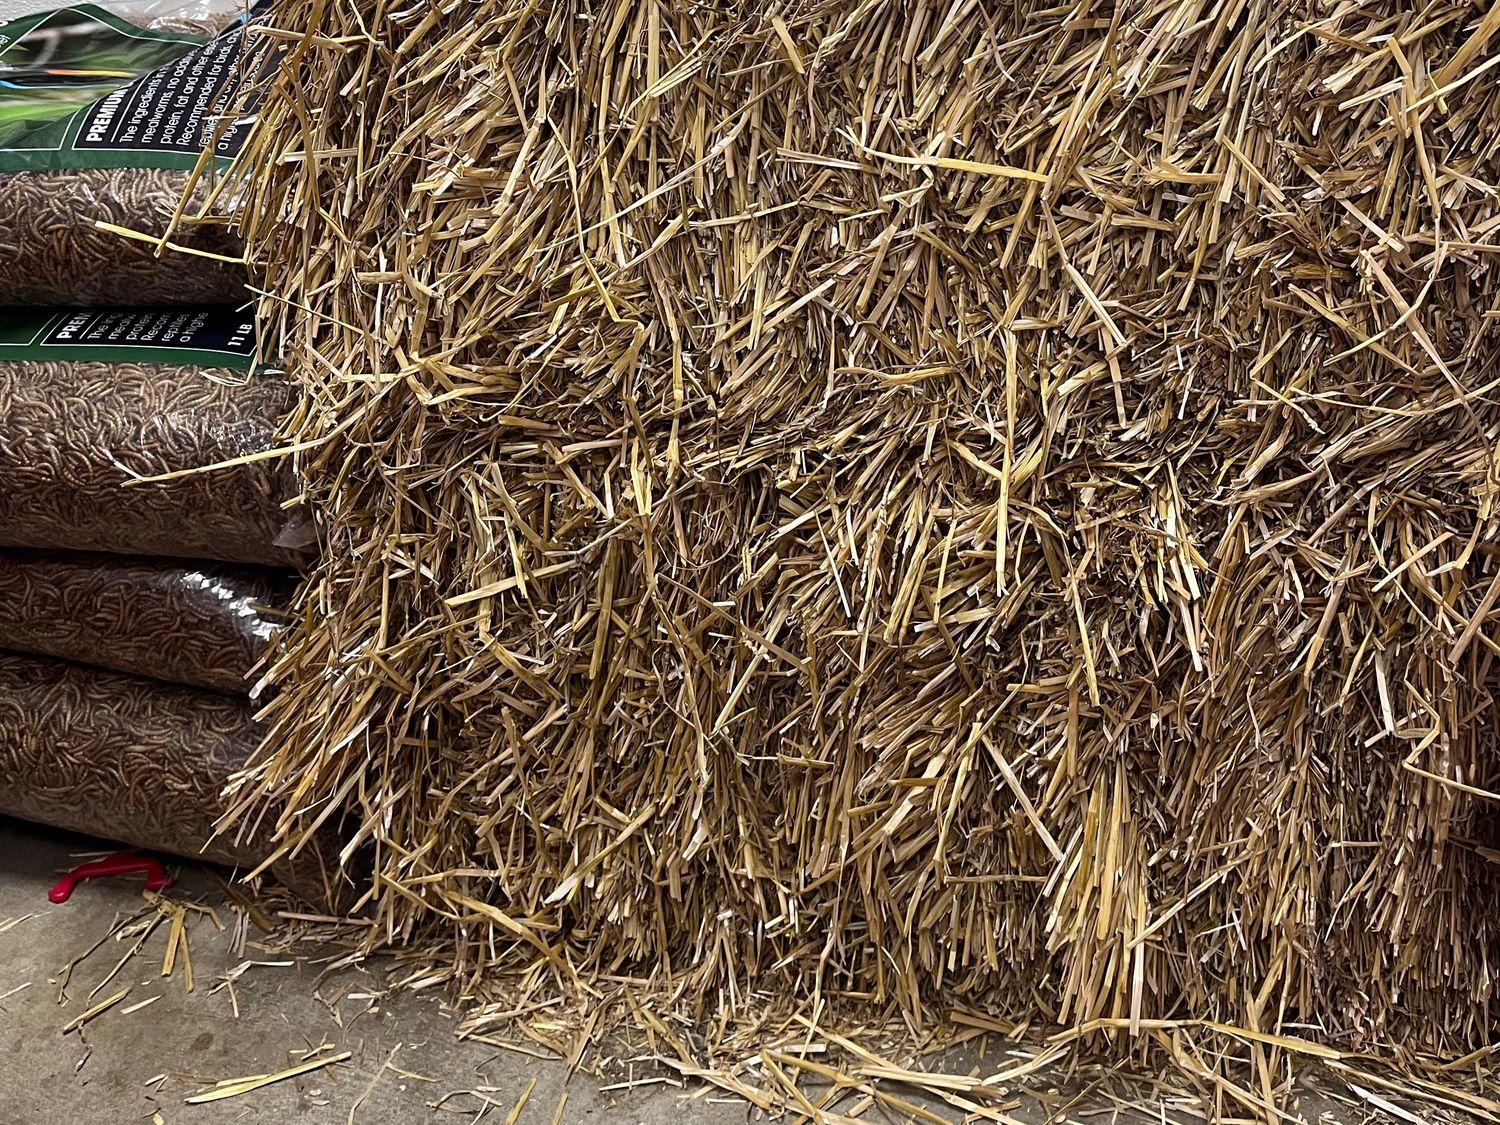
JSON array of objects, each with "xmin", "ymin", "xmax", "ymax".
[{"xmin": 0, "ymin": 4, "xmax": 328, "ymax": 897}]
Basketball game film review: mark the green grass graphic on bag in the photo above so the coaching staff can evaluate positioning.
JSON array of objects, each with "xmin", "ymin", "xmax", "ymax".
[{"xmin": 0, "ymin": 5, "xmax": 208, "ymax": 150}]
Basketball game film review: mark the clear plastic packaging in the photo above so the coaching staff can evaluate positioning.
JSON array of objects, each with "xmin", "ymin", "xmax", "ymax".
[
  {"xmin": 105, "ymin": 1, "xmax": 257, "ymax": 34},
  {"xmin": 0, "ymin": 308, "xmax": 305, "ymax": 567},
  {"xmin": 0, "ymin": 651, "xmax": 270, "ymax": 866},
  {"xmin": 0, "ymin": 3, "xmax": 266, "ymax": 304},
  {"xmin": 0, "ymin": 550, "xmax": 295, "ymax": 693},
  {"xmin": 0, "ymin": 356, "xmax": 302, "ymax": 566},
  {"xmin": 0, "ymin": 169, "xmax": 247, "ymax": 306},
  {"xmin": 0, "ymin": 652, "xmax": 340, "ymax": 899}
]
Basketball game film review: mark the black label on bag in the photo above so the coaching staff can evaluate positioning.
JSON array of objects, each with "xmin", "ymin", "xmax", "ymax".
[
  {"xmin": 0, "ymin": 309, "xmax": 258, "ymax": 368},
  {"xmin": 72, "ymin": 20, "xmax": 258, "ymax": 159}
]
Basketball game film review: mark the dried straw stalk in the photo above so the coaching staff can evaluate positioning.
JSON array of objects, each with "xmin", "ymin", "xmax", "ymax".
[{"xmin": 218, "ymin": 0, "xmax": 1500, "ymax": 1107}]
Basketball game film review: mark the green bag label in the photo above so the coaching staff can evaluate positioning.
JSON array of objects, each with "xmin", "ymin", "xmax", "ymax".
[
  {"xmin": 0, "ymin": 309, "xmax": 257, "ymax": 369},
  {"xmin": 0, "ymin": 5, "xmax": 206, "ymax": 152},
  {"xmin": 0, "ymin": 3, "xmax": 271, "ymax": 173}
]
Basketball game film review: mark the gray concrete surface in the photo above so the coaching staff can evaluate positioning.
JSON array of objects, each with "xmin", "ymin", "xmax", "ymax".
[
  {"xmin": 0, "ymin": 818, "xmax": 1471, "ymax": 1124},
  {"xmin": 0, "ymin": 820, "xmax": 756, "ymax": 1125}
]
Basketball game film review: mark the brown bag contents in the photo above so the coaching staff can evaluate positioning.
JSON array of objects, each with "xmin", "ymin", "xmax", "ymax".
[
  {"xmin": 0, "ymin": 651, "xmax": 267, "ymax": 864},
  {"xmin": 0, "ymin": 310, "xmax": 303, "ymax": 567},
  {"xmin": 0, "ymin": 170, "xmax": 244, "ymax": 307},
  {"xmin": 0, "ymin": 653, "xmax": 337, "ymax": 900},
  {"xmin": 0, "ymin": 551, "xmax": 294, "ymax": 694},
  {"xmin": 93, "ymin": 2, "xmax": 258, "ymax": 38}
]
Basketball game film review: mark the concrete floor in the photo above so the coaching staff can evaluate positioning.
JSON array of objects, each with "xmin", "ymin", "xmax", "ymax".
[
  {"xmin": 0, "ymin": 820, "xmax": 758, "ymax": 1125},
  {"xmin": 0, "ymin": 819, "xmax": 1472, "ymax": 1125}
]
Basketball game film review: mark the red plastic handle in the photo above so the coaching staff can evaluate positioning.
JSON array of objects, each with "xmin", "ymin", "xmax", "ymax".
[{"xmin": 49, "ymin": 853, "xmax": 172, "ymax": 904}]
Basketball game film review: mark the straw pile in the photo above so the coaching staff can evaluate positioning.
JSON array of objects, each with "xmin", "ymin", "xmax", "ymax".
[{"xmin": 224, "ymin": 0, "xmax": 1500, "ymax": 1102}]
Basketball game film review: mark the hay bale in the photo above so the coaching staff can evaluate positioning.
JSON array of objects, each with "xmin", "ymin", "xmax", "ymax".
[
  {"xmin": 0, "ymin": 309, "xmax": 303, "ymax": 566},
  {"xmin": 0, "ymin": 550, "xmax": 294, "ymax": 694},
  {"xmin": 228, "ymin": 0, "xmax": 1500, "ymax": 1102}
]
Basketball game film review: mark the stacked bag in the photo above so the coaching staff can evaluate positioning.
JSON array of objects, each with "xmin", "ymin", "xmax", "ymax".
[{"xmin": 0, "ymin": 4, "xmax": 331, "ymax": 897}]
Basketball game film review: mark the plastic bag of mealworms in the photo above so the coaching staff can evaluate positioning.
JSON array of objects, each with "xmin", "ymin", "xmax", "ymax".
[
  {"xmin": 95, "ymin": 2, "xmax": 257, "ymax": 35},
  {"xmin": 0, "ymin": 307, "xmax": 309, "ymax": 566},
  {"xmin": 0, "ymin": 2, "xmax": 273, "ymax": 305},
  {"xmin": 0, "ymin": 549, "xmax": 295, "ymax": 694},
  {"xmin": 0, "ymin": 652, "xmax": 340, "ymax": 901}
]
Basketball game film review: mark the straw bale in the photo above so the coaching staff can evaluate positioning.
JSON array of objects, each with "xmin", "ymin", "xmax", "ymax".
[{"xmin": 222, "ymin": 0, "xmax": 1500, "ymax": 1102}]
